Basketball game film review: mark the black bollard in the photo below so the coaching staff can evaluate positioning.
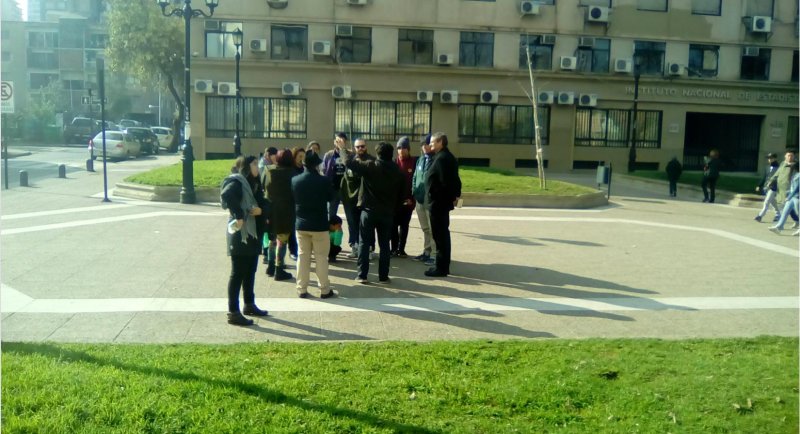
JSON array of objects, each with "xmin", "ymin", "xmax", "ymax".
[
  {"xmin": 58, "ymin": 164, "xmax": 66, "ymax": 178},
  {"xmin": 19, "ymin": 170, "xmax": 28, "ymax": 187},
  {"xmin": 86, "ymin": 158, "xmax": 94, "ymax": 172}
]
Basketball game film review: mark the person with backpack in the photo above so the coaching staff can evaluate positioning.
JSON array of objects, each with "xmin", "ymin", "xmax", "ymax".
[{"xmin": 220, "ymin": 156, "xmax": 270, "ymax": 326}]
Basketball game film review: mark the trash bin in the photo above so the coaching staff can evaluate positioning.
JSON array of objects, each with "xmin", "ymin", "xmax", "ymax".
[{"xmin": 596, "ymin": 165, "xmax": 610, "ymax": 185}]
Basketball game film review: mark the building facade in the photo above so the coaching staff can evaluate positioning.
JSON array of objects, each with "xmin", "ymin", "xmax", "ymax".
[{"xmin": 189, "ymin": 0, "xmax": 798, "ymax": 172}]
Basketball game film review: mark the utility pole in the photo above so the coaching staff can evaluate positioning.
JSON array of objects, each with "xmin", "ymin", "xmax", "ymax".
[{"xmin": 525, "ymin": 44, "xmax": 546, "ymax": 189}]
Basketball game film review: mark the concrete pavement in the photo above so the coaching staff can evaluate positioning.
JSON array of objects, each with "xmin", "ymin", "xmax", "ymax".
[{"xmin": 1, "ymin": 162, "xmax": 797, "ymax": 343}]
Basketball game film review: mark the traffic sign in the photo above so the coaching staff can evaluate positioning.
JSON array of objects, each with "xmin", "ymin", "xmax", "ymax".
[
  {"xmin": 1, "ymin": 81, "xmax": 14, "ymax": 114},
  {"xmin": 81, "ymin": 96, "xmax": 108, "ymax": 105}
]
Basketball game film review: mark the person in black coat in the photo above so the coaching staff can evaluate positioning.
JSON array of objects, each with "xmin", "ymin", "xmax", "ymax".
[
  {"xmin": 264, "ymin": 149, "xmax": 296, "ymax": 281},
  {"xmin": 220, "ymin": 155, "xmax": 270, "ymax": 326},
  {"xmin": 701, "ymin": 149, "xmax": 721, "ymax": 203},
  {"xmin": 665, "ymin": 157, "xmax": 682, "ymax": 197},
  {"xmin": 424, "ymin": 132, "xmax": 462, "ymax": 277}
]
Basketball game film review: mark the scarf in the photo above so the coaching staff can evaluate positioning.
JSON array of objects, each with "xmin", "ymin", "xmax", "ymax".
[{"xmin": 230, "ymin": 173, "xmax": 258, "ymax": 244}]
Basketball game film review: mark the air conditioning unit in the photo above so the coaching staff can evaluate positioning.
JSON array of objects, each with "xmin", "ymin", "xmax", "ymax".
[
  {"xmin": 540, "ymin": 34, "xmax": 556, "ymax": 45},
  {"xmin": 332, "ymin": 85, "xmax": 352, "ymax": 99},
  {"xmin": 586, "ymin": 6, "xmax": 609, "ymax": 23},
  {"xmin": 204, "ymin": 20, "xmax": 220, "ymax": 31},
  {"xmin": 558, "ymin": 91, "xmax": 574, "ymax": 105},
  {"xmin": 520, "ymin": 1, "xmax": 539, "ymax": 15},
  {"xmin": 743, "ymin": 46, "xmax": 760, "ymax": 57},
  {"xmin": 480, "ymin": 90, "xmax": 499, "ymax": 104},
  {"xmin": 578, "ymin": 37, "xmax": 595, "ymax": 48},
  {"xmin": 578, "ymin": 94, "xmax": 597, "ymax": 107},
  {"xmin": 250, "ymin": 39, "xmax": 267, "ymax": 52},
  {"xmin": 437, "ymin": 53, "xmax": 453, "ymax": 65},
  {"xmin": 194, "ymin": 79, "xmax": 213, "ymax": 93},
  {"xmin": 537, "ymin": 91, "xmax": 554, "ymax": 104},
  {"xmin": 335, "ymin": 24, "xmax": 353, "ymax": 37},
  {"xmin": 282, "ymin": 82, "xmax": 301, "ymax": 96},
  {"xmin": 217, "ymin": 82, "xmax": 237, "ymax": 96},
  {"xmin": 749, "ymin": 16, "xmax": 772, "ymax": 33},
  {"xmin": 266, "ymin": 0, "xmax": 288, "ymax": 8},
  {"xmin": 560, "ymin": 56, "xmax": 577, "ymax": 70},
  {"xmin": 666, "ymin": 63, "xmax": 683, "ymax": 76},
  {"xmin": 417, "ymin": 91, "xmax": 433, "ymax": 102},
  {"xmin": 440, "ymin": 90, "xmax": 458, "ymax": 104},
  {"xmin": 346, "ymin": 0, "xmax": 367, "ymax": 4},
  {"xmin": 312, "ymin": 40, "xmax": 331, "ymax": 56},
  {"xmin": 614, "ymin": 58, "xmax": 632, "ymax": 73}
]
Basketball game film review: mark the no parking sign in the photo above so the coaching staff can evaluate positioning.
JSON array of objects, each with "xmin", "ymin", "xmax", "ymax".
[{"xmin": 1, "ymin": 81, "xmax": 13, "ymax": 114}]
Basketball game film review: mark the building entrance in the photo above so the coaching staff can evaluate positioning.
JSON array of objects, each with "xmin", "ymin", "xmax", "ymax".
[{"xmin": 683, "ymin": 113, "xmax": 762, "ymax": 172}]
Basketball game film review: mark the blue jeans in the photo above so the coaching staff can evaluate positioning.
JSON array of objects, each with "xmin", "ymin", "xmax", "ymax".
[
  {"xmin": 357, "ymin": 209, "xmax": 392, "ymax": 280},
  {"xmin": 775, "ymin": 197, "xmax": 799, "ymax": 230}
]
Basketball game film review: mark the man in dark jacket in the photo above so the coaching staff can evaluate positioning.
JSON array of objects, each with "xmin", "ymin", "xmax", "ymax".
[
  {"xmin": 346, "ymin": 142, "xmax": 403, "ymax": 284},
  {"xmin": 665, "ymin": 157, "xmax": 682, "ymax": 197},
  {"xmin": 701, "ymin": 149, "xmax": 721, "ymax": 203},
  {"xmin": 755, "ymin": 152, "xmax": 780, "ymax": 222},
  {"xmin": 424, "ymin": 132, "xmax": 461, "ymax": 277},
  {"xmin": 291, "ymin": 151, "xmax": 335, "ymax": 298}
]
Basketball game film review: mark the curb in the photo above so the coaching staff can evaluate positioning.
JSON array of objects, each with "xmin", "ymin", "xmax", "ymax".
[
  {"xmin": 614, "ymin": 174, "xmax": 761, "ymax": 208},
  {"xmin": 115, "ymin": 183, "xmax": 610, "ymax": 209}
]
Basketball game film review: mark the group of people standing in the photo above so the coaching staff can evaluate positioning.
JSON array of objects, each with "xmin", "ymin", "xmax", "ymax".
[{"xmin": 221, "ymin": 132, "xmax": 461, "ymax": 326}]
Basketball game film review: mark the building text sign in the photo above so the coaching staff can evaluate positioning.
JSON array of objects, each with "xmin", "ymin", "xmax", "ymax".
[
  {"xmin": 1, "ymin": 81, "xmax": 13, "ymax": 114},
  {"xmin": 624, "ymin": 85, "xmax": 798, "ymax": 105}
]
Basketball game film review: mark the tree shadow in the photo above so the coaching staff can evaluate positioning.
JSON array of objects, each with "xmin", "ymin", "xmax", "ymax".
[{"xmin": 3, "ymin": 342, "xmax": 441, "ymax": 434}]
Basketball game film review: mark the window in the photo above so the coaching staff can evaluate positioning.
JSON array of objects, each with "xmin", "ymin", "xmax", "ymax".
[
  {"xmin": 398, "ymin": 29, "xmax": 434, "ymax": 65},
  {"xmin": 29, "ymin": 73, "xmax": 59, "ymax": 89},
  {"xmin": 740, "ymin": 47, "xmax": 770, "ymax": 80},
  {"xmin": 336, "ymin": 26, "xmax": 371, "ymax": 63},
  {"xmin": 634, "ymin": 41, "xmax": 666, "ymax": 75},
  {"xmin": 28, "ymin": 32, "xmax": 58, "ymax": 48},
  {"xmin": 205, "ymin": 21, "xmax": 242, "ymax": 58},
  {"xmin": 691, "ymin": 0, "xmax": 721, "ymax": 15},
  {"xmin": 637, "ymin": 0, "xmax": 667, "ymax": 11},
  {"xmin": 334, "ymin": 100, "xmax": 431, "ymax": 142},
  {"xmin": 788, "ymin": 116, "xmax": 798, "ymax": 149},
  {"xmin": 576, "ymin": 38, "xmax": 610, "ymax": 73},
  {"xmin": 458, "ymin": 104, "xmax": 550, "ymax": 145},
  {"xmin": 27, "ymin": 52, "xmax": 58, "ymax": 69},
  {"xmin": 688, "ymin": 44, "xmax": 719, "ymax": 77},
  {"xmin": 574, "ymin": 108, "xmax": 662, "ymax": 148},
  {"xmin": 206, "ymin": 97, "xmax": 307, "ymax": 139},
  {"xmin": 792, "ymin": 51, "xmax": 798, "ymax": 82},
  {"xmin": 745, "ymin": 0, "xmax": 773, "ymax": 16},
  {"xmin": 459, "ymin": 32, "xmax": 494, "ymax": 67},
  {"xmin": 87, "ymin": 34, "xmax": 107, "ymax": 49},
  {"xmin": 579, "ymin": 0, "xmax": 611, "ymax": 6},
  {"xmin": 62, "ymin": 80, "xmax": 84, "ymax": 90},
  {"xmin": 271, "ymin": 24, "xmax": 307, "ymax": 61},
  {"xmin": 519, "ymin": 35, "xmax": 553, "ymax": 70}
]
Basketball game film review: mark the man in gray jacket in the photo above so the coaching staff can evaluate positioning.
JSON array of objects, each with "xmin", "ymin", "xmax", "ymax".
[{"xmin": 411, "ymin": 135, "xmax": 436, "ymax": 266}]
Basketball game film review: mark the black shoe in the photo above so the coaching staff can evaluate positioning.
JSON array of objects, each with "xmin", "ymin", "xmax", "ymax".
[
  {"xmin": 227, "ymin": 312, "xmax": 254, "ymax": 326},
  {"xmin": 266, "ymin": 262, "xmax": 275, "ymax": 277},
  {"xmin": 262, "ymin": 257, "xmax": 268, "ymax": 264},
  {"xmin": 424, "ymin": 268, "xmax": 448, "ymax": 277},
  {"xmin": 298, "ymin": 292, "xmax": 309, "ymax": 299},
  {"xmin": 754, "ymin": 216, "xmax": 762, "ymax": 222},
  {"xmin": 702, "ymin": 198, "xmax": 709, "ymax": 203},
  {"xmin": 320, "ymin": 291, "xmax": 335, "ymax": 299},
  {"xmin": 413, "ymin": 253, "xmax": 429, "ymax": 261},
  {"xmin": 274, "ymin": 268, "xmax": 293, "ymax": 281},
  {"xmin": 329, "ymin": 257, "xmax": 338, "ymax": 263},
  {"xmin": 243, "ymin": 305, "xmax": 268, "ymax": 317},
  {"xmin": 377, "ymin": 277, "xmax": 391, "ymax": 284},
  {"xmin": 396, "ymin": 251, "xmax": 408, "ymax": 258}
]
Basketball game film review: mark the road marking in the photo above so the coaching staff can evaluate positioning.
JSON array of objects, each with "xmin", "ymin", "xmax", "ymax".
[
  {"xmin": 0, "ymin": 211, "xmax": 216, "ymax": 235},
  {"xmin": 1, "ymin": 204, "xmax": 135, "ymax": 220},
  {"xmin": 1, "ymin": 295, "xmax": 796, "ymax": 314},
  {"xmin": 0, "ymin": 285, "xmax": 34, "ymax": 312}
]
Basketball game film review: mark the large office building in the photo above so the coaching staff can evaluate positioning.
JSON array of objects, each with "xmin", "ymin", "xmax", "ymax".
[{"xmin": 189, "ymin": 0, "xmax": 798, "ymax": 172}]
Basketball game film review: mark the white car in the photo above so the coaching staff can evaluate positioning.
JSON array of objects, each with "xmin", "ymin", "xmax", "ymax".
[
  {"xmin": 88, "ymin": 131, "xmax": 141, "ymax": 161},
  {"xmin": 151, "ymin": 127, "xmax": 175, "ymax": 151}
]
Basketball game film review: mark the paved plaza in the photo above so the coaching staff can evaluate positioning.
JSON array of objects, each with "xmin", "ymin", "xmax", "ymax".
[{"xmin": 1, "ymin": 156, "xmax": 797, "ymax": 343}]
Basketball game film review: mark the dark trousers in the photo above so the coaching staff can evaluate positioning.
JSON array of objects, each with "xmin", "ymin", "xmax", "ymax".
[
  {"xmin": 343, "ymin": 200, "xmax": 360, "ymax": 247},
  {"xmin": 701, "ymin": 176, "xmax": 718, "ymax": 202},
  {"xmin": 429, "ymin": 207, "xmax": 452, "ymax": 274},
  {"xmin": 357, "ymin": 209, "xmax": 392, "ymax": 280},
  {"xmin": 329, "ymin": 244, "xmax": 342, "ymax": 260},
  {"xmin": 668, "ymin": 180, "xmax": 677, "ymax": 197},
  {"xmin": 391, "ymin": 206, "xmax": 414, "ymax": 253},
  {"xmin": 228, "ymin": 255, "xmax": 258, "ymax": 313}
]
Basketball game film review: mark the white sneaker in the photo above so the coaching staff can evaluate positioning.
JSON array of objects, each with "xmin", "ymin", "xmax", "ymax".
[
  {"xmin": 793, "ymin": 229, "xmax": 800, "ymax": 237},
  {"xmin": 346, "ymin": 251, "xmax": 358, "ymax": 259},
  {"xmin": 768, "ymin": 226, "xmax": 781, "ymax": 234},
  {"xmin": 369, "ymin": 252, "xmax": 378, "ymax": 261},
  {"xmin": 792, "ymin": 222, "xmax": 799, "ymax": 229}
]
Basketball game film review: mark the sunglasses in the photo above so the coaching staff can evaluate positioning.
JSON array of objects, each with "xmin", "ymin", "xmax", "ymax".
[{"xmin": 355, "ymin": 145, "xmax": 366, "ymax": 149}]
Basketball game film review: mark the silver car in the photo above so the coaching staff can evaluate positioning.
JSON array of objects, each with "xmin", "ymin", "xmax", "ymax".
[{"xmin": 88, "ymin": 131, "xmax": 141, "ymax": 161}]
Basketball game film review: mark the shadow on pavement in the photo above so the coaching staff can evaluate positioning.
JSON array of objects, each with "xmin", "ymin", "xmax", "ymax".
[{"xmin": 257, "ymin": 316, "xmax": 374, "ymax": 341}]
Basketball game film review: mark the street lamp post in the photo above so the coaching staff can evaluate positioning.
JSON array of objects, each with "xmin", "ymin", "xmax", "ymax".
[
  {"xmin": 156, "ymin": 0, "xmax": 219, "ymax": 204},
  {"xmin": 232, "ymin": 28, "xmax": 242, "ymax": 157},
  {"xmin": 628, "ymin": 55, "xmax": 642, "ymax": 173}
]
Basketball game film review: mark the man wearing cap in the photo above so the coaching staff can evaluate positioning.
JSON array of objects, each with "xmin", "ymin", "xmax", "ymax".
[
  {"xmin": 411, "ymin": 135, "xmax": 436, "ymax": 266},
  {"xmin": 291, "ymin": 151, "xmax": 335, "ymax": 299},
  {"xmin": 755, "ymin": 152, "xmax": 781, "ymax": 222},
  {"xmin": 424, "ymin": 132, "xmax": 461, "ymax": 278},
  {"xmin": 391, "ymin": 136, "xmax": 416, "ymax": 258}
]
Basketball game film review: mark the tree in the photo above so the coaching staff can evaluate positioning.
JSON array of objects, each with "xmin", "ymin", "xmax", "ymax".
[{"xmin": 105, "ymin": 0, "xmax": 183, "ymax": 151}]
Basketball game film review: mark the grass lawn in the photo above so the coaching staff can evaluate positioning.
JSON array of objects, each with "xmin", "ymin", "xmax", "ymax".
[
  {"xmin": 629, "ymin": 171, "xmax": 761, "ymax": 195},
  {"xmin": 124, "ymin": 162, "xmax": 596, "ymax": 196},
  {"xmin": 3, "ymin": 338, "xmax": 797, "ymax": 433}
]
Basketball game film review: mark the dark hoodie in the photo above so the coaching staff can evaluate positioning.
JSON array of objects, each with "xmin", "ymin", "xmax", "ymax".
[{"xmin": 346, "ymin": 145, "xmax": 403, "ymax": 216}]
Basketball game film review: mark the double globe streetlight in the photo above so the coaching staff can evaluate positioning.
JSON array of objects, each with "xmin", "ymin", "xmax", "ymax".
[{"xmin": 156, "ymin": 0, "xmax": 219, "ymax": 204}]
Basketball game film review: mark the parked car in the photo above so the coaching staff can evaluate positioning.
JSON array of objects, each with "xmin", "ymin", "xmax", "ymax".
[
  {"xmin": 150, "ymin": 127, "xmax": 175, "ymax": 152},
  {"xmin": 124, "ymin": 127, "xmax": 159, "ymax": 155},
  {"xmin": 63, "ymin": 117, "xmax": 99, "ymax": 144},
  {"xmin": 118, "ymin": 119, "xmax": 143, "ymax": 129},
  {"xmin": 88, "ymin": 131, "xmax": 141, "ymax": 161}
]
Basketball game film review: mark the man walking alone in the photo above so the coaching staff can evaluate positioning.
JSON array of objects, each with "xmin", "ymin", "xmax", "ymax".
[{"xmin": 424, "ymin": 132, "xmax": 461, "ymax": 278}]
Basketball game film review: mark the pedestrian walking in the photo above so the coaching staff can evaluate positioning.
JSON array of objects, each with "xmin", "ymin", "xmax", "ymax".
[
  {"xmin": 754, "ymin": 153, "xmax": 780, "ymax": 222},
  {"xmin": 424, "ymin": 132, "xmax": 462, "ymax": 278},
  {"xmin": 220, "ymin": 156, "xmax": 270, "ymax": 326},
  {"xmin": 769, "ymin": 163, "xmax": 800, "ymax": 236},
  {"xmin": 411, "ymin": 135, "xmax": 437, "ymax": 267},
  {"xmin": 701, "ymin": 149, "xmax": 720, "ymax": 203},
  {"xmin": 767, "ymin": 150, "xmax": 799, "ymax": 226},
  {"xmin": 665, "ymin": 157, "xmax": 682, "ymax": 197},
  {"xmin": 391, "ymin": 136, "xmax": 416, "ymax": 257}
]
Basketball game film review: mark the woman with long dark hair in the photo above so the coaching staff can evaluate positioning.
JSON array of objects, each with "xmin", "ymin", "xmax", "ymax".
[
  {"xmin": 220, "ymin": 155, "xmax": 270, "ymax": 326},
  {"xmin": 264, "ymin": 149, "xmax": 296, "ymax": 281}
]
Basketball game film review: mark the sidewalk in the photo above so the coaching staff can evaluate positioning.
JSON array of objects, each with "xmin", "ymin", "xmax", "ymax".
[{"xmin": 1, "ymin": 166, "xmax": 797, "ymax": 343}]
